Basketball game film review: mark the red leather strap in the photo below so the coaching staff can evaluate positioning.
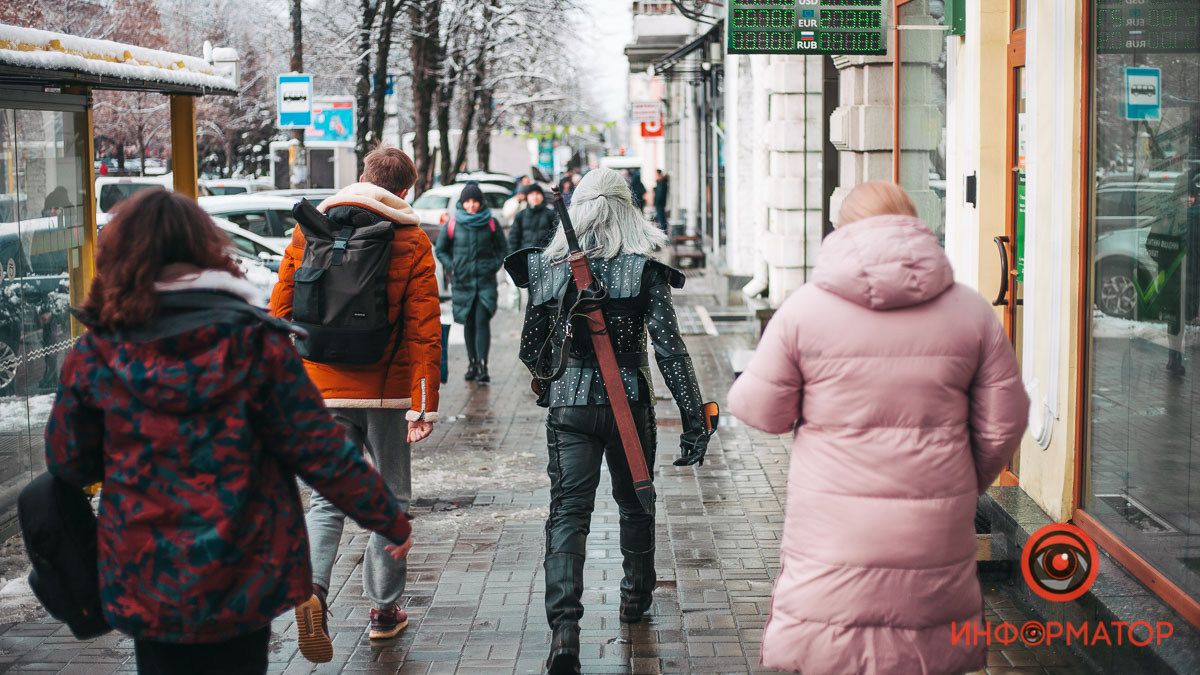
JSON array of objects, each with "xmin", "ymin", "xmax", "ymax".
[{"xmin": 568, "ymin": 254, "xmax": 653, "ymax": 487}]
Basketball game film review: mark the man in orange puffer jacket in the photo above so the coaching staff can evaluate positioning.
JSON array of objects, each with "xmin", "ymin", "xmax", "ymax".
[{"xmin": 269, "ymin": 146, "xmax": 440, "ymax": 661}]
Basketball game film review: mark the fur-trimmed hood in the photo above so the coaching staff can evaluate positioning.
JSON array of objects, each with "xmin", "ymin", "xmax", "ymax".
[{"xmin": 317, "ymin": 182, "xmax": 420, "ymax": 225}]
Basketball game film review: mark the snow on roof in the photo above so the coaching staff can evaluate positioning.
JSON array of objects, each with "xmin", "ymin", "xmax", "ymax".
[{"xmin": 0, "ymin": 23, "xmax": 236, "ymax": 95}]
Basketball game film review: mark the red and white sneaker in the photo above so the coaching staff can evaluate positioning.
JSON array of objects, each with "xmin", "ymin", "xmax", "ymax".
[{"xmin": 369, "ymin": 605, "xmax": 409, "ymax": 640}]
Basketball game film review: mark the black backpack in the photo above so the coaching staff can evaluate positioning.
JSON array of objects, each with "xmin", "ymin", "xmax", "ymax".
[
  {"xmin": 291, "ymin": 199, "xmax": 400, "ymax": 365},
  {"xmin": 18, "ymin": 472, "xmax": 111, "ymax": 640}
]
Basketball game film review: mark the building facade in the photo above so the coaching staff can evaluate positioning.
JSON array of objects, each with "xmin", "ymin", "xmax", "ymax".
[{"xmin": 629, "ymin": 0, "xmax": 1200, "ymax": 632}]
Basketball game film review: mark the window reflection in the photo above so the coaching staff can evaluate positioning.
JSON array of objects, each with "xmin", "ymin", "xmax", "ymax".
[
  {"xmin": 1088, "ymin": 25, "xmax": 1200, "ymax": 599},
  {"xmin": 0, "ymin": 106, "xmax": 87, "ymax": 513}
]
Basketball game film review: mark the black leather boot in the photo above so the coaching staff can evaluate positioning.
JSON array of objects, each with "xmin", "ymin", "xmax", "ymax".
[
  {"xmin": 619, "ymin": 547, "xmax": 656, "ymax": 623},
  {"xmin": 546, "ymin": 622, "xmax": 580, "ymax": 674},
  {"xmin": 476, "ymin": 361, "xmax": 490, "ymax": 384},
  {"xmin": 464, "ymin": 360, "xmax": 478, "ymax": 381}
]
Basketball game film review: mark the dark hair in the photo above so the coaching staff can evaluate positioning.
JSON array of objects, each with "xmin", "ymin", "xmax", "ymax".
[
  {"xmin": 361, "ymin": 146, "xmax": 417, "ymax": 194},
  {"xmin": 81, "ymin": 189, "xmax": 242, "ymax": 330}
]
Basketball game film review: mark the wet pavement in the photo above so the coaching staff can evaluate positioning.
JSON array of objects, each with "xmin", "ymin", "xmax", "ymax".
[{"xmin": 0, "ymin": 278, "xmax": 1102, "ymax": 673}]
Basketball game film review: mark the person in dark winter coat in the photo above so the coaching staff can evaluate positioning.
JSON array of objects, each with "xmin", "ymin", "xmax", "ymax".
[
  {"xmin": 435, "ymin": 181, "xmax": 508, "ymax": 383},
  {"xmin": 507, "ymin": 184, "xmax": 558, "ymax": 251},
  {"xmin": 44, "ymin": 190, "xmax": 412, "ymax": 675},
  {"xmin": 628, "ymin": 170, "xmax": 647, "ymax": 212},
  {"xmin": 653, "ymin": 169, "xmax": 670, "ymax": 233}
]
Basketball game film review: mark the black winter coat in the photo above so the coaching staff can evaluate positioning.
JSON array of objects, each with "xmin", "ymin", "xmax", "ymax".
[
  {"xmin": 653, "ymin": 178, "xmax": 669, "ymax": 208},
  {"xmin": 508, "ymin": 205, "xmax": 558, "ymax": 251}
]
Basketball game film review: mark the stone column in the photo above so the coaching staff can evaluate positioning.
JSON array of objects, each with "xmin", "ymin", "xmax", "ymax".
[
  {"xmin": 763, "ymin": 55, "xmax": 826, "ymax": 304},
  {"xmin": 831, "ymin": 1, "xmax": 946, "ymax": 238}
]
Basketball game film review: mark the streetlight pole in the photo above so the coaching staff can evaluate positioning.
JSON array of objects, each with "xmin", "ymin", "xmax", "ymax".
[{"xmin": 290, "ymin": 0, "xmax": 307, "ymax": 188}]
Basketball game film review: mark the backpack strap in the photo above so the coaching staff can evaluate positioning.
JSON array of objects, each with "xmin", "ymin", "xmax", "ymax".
[
  {"xmin": 447, "ymin": 214, "xmax": 456, "ymax": 240},
  {"xmin": 489, "ymin": 218, "xmax": 496, "ymax": 233}
]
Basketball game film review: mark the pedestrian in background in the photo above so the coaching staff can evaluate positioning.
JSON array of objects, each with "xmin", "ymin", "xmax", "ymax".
[
  {"xmin": 727, "ymin": 182, "xmax": 1029, "ymax": 675},
  {"xmin": 629, "ymin": 169, "xmax": 648, "ymax": 213},
  {"xmin": 503, "ymin": 183, "xmax": 529, "ymax": 223},
  {"xmin": 507, "ymin": 184, "xmax": 558, "ymax": 251},
  {"xmin": 46, "ymin": 189, "xmax": 412, "ymax": 675},
  {"xmin": 652, "ymin": 169, "xmax": 670, "ymax": 233},
  {"xmin": 271, "ymin": 146, "xmax": 440, "ymax": 660},
  {"xmin": 558, "ymin": 175, "xmax": 575, "ymax": 208},
  {"xmin": 436, "ymin": 181, "xmax": 508, "ymax": 384},
  {"xmin": 506, "ymin": 168, "xmax": 712, "ymax": 674}
]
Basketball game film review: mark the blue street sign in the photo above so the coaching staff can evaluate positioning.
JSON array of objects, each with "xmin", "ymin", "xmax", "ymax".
[
  {"xmin": 1124, "ymin": 67, "xmax": 1161, "ymax": 121},
  {"xmin": 277, "ymin": 73, "xmax": 313, "ymax": 129}
]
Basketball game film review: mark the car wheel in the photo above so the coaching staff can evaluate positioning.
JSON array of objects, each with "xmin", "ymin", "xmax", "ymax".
[
  {"xmin": 1097, "ymin": 261, "xmax": 1140, "ymax": 319},
  {"xmin": 0, "ymin": 335, "xmax": 17, "ymax": 394}
]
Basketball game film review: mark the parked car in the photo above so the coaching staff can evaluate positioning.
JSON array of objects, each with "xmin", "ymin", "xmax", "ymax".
[
  {"xmin": 96, "ymin": 174, "xmax": 176, "ymax": 226},
  {"xmin": 200, "ymin": 178, "xmax": 276, "ymax": 196},
  {"xmin": 411, "ymin": 182, "xmax": 513, "ymax": 229},
  {"xmin": 198, "ymin": 194, "xmax": 303, "ymax": 249},
  {"xmin": 1094, "ymin": 173, "xmax": 1187, "ymax": 237},
  {"xmin": 454, "ymin": 171, "xmax": 517, "ymax": 194},
  {"xmin": 1092, "ymin": 173, "xmax": 1197, "ymax": 320},
  {"xmin": 212, "ymin": 217, "xmax": 285, "ymax": 273},
  {"xmin": 260, "ymin": 188, "xmax": 337, "ymax": 202}
]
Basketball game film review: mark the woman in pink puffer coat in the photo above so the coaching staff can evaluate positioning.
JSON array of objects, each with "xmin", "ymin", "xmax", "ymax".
[{"xmin": 728, "ymin": 182, "xmax": 1029, "ymax": 675}]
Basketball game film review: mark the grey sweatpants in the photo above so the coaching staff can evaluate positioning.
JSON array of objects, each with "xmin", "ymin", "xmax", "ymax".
[{"xmin": 307, "ymin": 408, "xmax": 411, "ymax": 607}]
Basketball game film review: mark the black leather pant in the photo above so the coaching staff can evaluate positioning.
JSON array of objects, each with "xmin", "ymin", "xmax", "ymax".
[{"xmin": 544, "ymin": 404, "xmax": 657, "ymax": 629}]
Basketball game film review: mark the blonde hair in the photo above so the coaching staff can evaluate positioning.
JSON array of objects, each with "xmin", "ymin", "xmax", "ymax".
[
  {"xmin": 543, "ymin": 168, "xmax": 668, "ymax": 261},
  {"xmin": 837, "ymin": 181, "xmax": 918, "ymax": 226}
]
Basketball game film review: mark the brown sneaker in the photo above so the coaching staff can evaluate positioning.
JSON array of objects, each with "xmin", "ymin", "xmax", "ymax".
[
  {"xmin": 295, "ymin": 588, "xmax": 333, "ymax": 663},
  {"xmin": 368, "ymin": 605, "xmax": 409, "ymax": 640}
]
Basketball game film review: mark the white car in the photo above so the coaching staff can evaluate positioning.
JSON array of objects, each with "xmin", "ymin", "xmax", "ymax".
[
  {"xmin": 201, "ymin": 178, "xmax": 276, "ymax": 196},
  {"xmin": 212, "ymin": 217, "xmax": 283, "ymax": 307},
  {"xmin": 199, "ymin": 194, "xmax": 303, "ymax": 249},
  {"xmin": 96, "ymin": 174, "xmax": 176, "ymax": 226},
  {"xmin": 454, "ymin": 171, "xmax": 517, "ymax": 194},
  {"xmin": 411, "ymin": 182, "xmax": 513, "ymax": 229}
]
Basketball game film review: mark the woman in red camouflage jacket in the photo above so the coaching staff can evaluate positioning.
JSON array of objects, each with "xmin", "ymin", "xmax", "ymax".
[{"xmin": 43, "ymin": 189, "xmax": 413, "ymax": 675}]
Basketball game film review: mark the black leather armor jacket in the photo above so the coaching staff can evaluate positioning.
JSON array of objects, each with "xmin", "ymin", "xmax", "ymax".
[{"xmin": 505, "ymin": 249, "xmax": 707, "ymax": 449}]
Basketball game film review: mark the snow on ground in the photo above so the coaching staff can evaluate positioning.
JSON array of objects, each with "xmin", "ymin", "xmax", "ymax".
[
  {"xmin": 415, "ymin": 505, "xmax": 549, "ymax": 541},
  {"xmin": 0, "ymin": 535, "xmax": 42, "ymax": 625},
  {"xmin": 411, "ymin": 450, "xmax": 547, "ymax": 495},
  {"xmin": 0, "ymin": 394, "xmax": 54, "ymax": 435},
  {"xmin": 1092, "ymin": 311, "xmax": 1200, "ymax": 349},
  {"xmin": 0, "ymin": 24, "xmax": 234, "ymax": 92}
]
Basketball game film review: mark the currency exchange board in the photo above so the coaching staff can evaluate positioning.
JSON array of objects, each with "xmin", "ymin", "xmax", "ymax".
[{"xmin": 728, "ymin": 1, "xmax": 888, "ymax": 56}]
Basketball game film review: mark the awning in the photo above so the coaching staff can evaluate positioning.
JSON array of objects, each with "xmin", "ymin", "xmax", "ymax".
[
  {"xmin": 653, "ymin": 22, "xmax": 721, "ymax": 76},
  {"xmin": 0, "ymin": 24, "xmax": 236, "ymax": 96}
]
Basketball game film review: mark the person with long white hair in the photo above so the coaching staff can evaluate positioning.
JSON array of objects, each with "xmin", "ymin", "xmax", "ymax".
[{"xmin": 504, "ymin": 167, "xmax": 711, "ymax": 674}]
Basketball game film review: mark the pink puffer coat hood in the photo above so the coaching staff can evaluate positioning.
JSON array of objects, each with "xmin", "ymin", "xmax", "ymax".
[{"xmin": 728, "ymin": 214, "xmax": 1028, "ymax": 674}]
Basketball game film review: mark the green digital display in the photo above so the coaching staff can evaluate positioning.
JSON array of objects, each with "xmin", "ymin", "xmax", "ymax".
[
  {"xmin": 728, "ymin": 0, "xmax": 887, "ymax": 56},
  {"xmin": 1096, "ymin": 0, "xmax": 1200, "ymax": 54}
]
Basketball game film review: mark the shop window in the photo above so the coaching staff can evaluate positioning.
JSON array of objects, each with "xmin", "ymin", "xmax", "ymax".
[{"xmin": 1085, "ymin": 1, "xmax": 1200, "ymax": 601}]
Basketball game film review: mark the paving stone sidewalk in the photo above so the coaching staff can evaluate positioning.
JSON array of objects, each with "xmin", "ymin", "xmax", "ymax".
[{"xmin": 0, "ymin": 286, "xmax": 1097, "ymax": 674}]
